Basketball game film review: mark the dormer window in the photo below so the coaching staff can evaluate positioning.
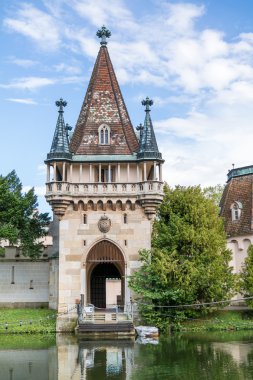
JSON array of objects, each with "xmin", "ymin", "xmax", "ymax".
[
  {"xmin": 231, "ymin": 201, "xmax": 242, "ymax": 221},
  {"xmin": 99, "ymin": 124, "xmax": 110, "ymax": 145}
]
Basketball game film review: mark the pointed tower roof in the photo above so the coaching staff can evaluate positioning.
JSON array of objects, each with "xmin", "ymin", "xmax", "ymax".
[
  {"xmin": 47, "ymin": 98, "xmax": 72, "ymax": 160},
  {"xmin": 70, "ymin": 27, "xmax": 139, "ymax": 156},
  {"xmin": 137, "ymin": 97, "xmax": 162, "ymax": 160}
]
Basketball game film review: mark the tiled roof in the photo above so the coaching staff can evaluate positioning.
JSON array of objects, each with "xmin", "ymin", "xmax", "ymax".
[
  {"xmin": 48, "ymin": 99, "xmax": 72, "ymax": 160},
  {"xmin": 220, "ymin": 174, "xmax": 253, "ymax": 237},
  {"xmin": 69, "ymin": 44, "xmax": 139, "ymax": 155}
]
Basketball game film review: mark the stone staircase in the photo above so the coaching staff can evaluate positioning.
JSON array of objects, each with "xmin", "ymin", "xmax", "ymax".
[{"xmin": 78, "ymin": 311, "xmax": 135, "ymax": 335}]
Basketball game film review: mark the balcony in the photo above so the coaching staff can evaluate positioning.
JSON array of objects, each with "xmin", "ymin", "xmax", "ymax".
[{"xmin": 46, "ymin": 181, "xmax": 164, "ymax": 198}]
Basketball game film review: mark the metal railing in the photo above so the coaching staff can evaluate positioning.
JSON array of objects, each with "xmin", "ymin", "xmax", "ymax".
[{"xmin": 78, "ymin": 303, "xmax": 134, "ymax": 323}]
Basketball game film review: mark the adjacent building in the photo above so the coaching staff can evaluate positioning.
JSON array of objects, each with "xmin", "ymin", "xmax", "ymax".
[{"xmin": 220, "ymin": 165, "xmax": 253, "ymax": 275}]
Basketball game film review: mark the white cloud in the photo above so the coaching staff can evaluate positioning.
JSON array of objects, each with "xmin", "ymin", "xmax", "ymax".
[
  {"xmin": 0, "ymin": 77, "xmax": 55, "ymax": 90},
  {"xmin": 69, "ymin": 0, "xmax": 134, "ymax": 28},
  {"xmin": 4, "ymin": 4, "xmax": 60, "ymax": 50},
  {"xmin": 9, "ymin": 57, "xmax": 38, "ymax": 67},
  {"xmin": 6, "ymin": 98, "xmax": 37, "ymax": 105},
  {"xmin": 165, "ymin": 2, "xmax": 205, "ymax": 35},
  {"xmin": 53, "ymin": 63, "xmax": 81, "ymax": 74}
]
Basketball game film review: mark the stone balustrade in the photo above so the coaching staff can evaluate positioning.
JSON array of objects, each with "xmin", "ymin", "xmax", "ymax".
[{"xmin": 46, "ymin": 181, "xmax": 163, "ymax": 197}]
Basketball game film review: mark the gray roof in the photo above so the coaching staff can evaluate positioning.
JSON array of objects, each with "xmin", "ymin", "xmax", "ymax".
[
  {"xmin": 137, "ymin": 97, "xmax": 162, "ymax": 160},
  {"xmin": 48, "ymin": 99, "xmax": 72, "ymax": 160}
]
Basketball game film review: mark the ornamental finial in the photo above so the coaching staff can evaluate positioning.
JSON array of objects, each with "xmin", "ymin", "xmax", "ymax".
[
  {"xmin": 55, "ymin": 98, "xmax": 67, "ymax": 113},
  {"xmin": 96, "ymin": 26, "xmax": 111, "ymax": 46},
  {"xmin": 142, "ymin": 97, "xmax": 153, "ymax": 112}
]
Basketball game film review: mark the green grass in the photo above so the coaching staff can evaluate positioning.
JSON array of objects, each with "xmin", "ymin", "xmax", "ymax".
[
  {"xmin": 0, "ymin": 334, "xmax": 56, "ymax": 349},
  {"xmin": 0, "ymin": 308, "xmax": 56, "ymax": 334},
  {"xmin": 179, "ymin": 310, "xmax": 253, "ymax": 332}
]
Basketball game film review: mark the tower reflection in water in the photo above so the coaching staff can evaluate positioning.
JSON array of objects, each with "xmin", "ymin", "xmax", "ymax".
[{"xmin": 78, "ymin": 339, "xmax": 134, "ymax": 380}]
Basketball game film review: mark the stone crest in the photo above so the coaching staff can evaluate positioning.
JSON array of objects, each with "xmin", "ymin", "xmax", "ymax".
[{"xmin": 98, "ymin": 215, "xmax": 111, "ymax": 233}]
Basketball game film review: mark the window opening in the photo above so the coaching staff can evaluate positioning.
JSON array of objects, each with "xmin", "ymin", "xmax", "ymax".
[
  {"xmin": 99, "ymin": 125, "xmax": 110, "ymax": 145},
  {"xmin": 11, "ymin": 266, "xmax": 15, "ymax": 284},
  {"xmin": 231, "ymin": 201, "xmax": 242, "ymax": 221}
]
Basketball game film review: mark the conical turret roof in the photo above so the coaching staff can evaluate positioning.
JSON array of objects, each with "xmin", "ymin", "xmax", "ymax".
[
  {"xmin": 137, "ymin": 97, "xmax": 162, "ymax": 160},
  {"xmin": 47, "ymin": 98, "xmax": 72, "ymax": 160},
  {"xmin": 70, "ymin": 27, "xmax": 139, "ymax": 156}
]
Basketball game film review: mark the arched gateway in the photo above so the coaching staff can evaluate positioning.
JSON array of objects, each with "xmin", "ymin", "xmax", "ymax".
[{"xmin": 86, "ymin": 240, "xmax": 125, "ymax": 309}]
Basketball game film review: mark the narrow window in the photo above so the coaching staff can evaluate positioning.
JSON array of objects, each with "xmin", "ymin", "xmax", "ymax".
[
  {"xmin": 105, "ymin": 128, "xmax": 109, "ymax": 144},
  {"xmin": 124, "ymin": 240, "xmax": 127, "ymax": 246},
  {"xmin": 124, "ymin": 214, "xmax": 127, "ymax": 224},
  {"xmin": 83, "ymin": 240, "xmax": 86, "ymax": 246},
  {"xmin": 11, "ymin": 266, "xmax": 15, "ymax": 284},
  {"xmin": 231, "ymin": 201, "xmax": 242, "ymax": 221},
  {"xmin": 29, "ymin": 280, "xmax": 34, "ymax": 289},
  {"xmin": 83, "ymin": 214, "xmax": 87, "ymax": 224},
  {"xmin": 100, "ymin": 129, "xmax": 104, "ymax": 144},
  {"xmin": 99, "ymin": 125, "xmax": 110, "ymax": 145}
]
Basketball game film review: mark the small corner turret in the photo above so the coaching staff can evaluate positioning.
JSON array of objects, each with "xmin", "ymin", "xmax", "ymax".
[
  {"xmin": 137, "ymin": 97, "xmax": 162, "ymax": 160},
  {"xmin": 47, "ymin": 98, "xmax": 72, "ymax": 160}
]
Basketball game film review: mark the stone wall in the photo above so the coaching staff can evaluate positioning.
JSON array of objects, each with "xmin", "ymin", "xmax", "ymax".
[
  {"xmin": 57, "ymin": 203, "xmax": 151, "ymax": 311},
  {"xmin": 0, "ymin": 260, "xmax": 49, "ymax": 307}
]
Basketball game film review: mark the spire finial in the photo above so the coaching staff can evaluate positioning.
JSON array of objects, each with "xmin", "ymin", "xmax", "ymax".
[
  {"xmin": 55, "ymin": 98, "xmax": 67, "ymax": 113},
  {"xmin": 142, "ymin": 97, "xmax": 153, "ymax": 112},
  {"xmin": 96, "ymin": 26, "xmax": 111, "ymax": 46}
]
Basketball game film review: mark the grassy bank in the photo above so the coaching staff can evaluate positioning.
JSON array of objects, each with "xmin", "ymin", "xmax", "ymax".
[
  {"xmin": 0, "ymin": 308, "xmax": 56, "ymax": 334},
  {"xmin": 179, "ymin": 310, "xmax": 253, "ymax": 332}
]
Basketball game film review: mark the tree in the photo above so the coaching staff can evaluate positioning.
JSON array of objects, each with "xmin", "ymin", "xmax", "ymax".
[
  {"xmin": 203, "ymin": 184, "xmax": 224, "ymax": 207},
  {"xmin": 240, "ymin": 245, "xmax": 253, "ymax": 308},
  {"xmin": 0, "ymin": 170, "xmax": 50, "ymax": 259},
  {"xmin": 129, "ymin": 185, "xmax": 235, "ymax": 330}
]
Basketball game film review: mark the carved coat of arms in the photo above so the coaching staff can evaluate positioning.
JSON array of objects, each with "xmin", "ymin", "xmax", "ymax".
[{"xmin": 98, "ymin": 215, "xmax": 111, "ymax": 233}]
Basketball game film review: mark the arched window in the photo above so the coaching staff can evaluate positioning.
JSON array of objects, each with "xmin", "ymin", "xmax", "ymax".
[
  {"xmin": 230, "ymin": 201, "xmax": 242, "ymax": 221},
  {"xmin": 98, "ymin": 124, "xmax": 110, "ymax": 145}
]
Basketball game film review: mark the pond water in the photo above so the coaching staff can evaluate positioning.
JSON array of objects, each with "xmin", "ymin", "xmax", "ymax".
[{"xmin": 1, "ymin": 331, "xmax": 253, "ymax": 379}]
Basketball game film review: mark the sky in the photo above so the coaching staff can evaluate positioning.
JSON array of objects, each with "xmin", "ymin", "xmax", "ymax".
[{"xmin": 1, "ymin": 0, "xmax": 253, "ymax": 214}]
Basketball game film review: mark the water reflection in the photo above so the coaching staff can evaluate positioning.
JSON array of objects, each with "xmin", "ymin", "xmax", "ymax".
[
  {"xmin": 78, "ymin": 340, "xmax": 134, "ymax": 379},
  {"xmin": 1, "ymin": 331, "xmax": 253, "ymax": 379}
]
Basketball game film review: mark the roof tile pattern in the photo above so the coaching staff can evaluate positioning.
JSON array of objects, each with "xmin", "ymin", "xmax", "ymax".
[
  {"xmin": 220, "ymin": 175, "xmax": 253, "ymax": 237},
  {"xmin": 70, "ymin": 46, "xmax": 139, "ymax": 155}
]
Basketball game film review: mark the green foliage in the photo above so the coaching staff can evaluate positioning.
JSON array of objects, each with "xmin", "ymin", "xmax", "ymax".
[
  {"xmin": 240, "ymin": 245, "xmax": 253, "ymax": 307},
  {"xmin": 203, "ymin": 184, "xmax": 225, "ymax": 206},
  {"xmin": 179, "ymin": 310, "xmax": 253, "ymax": 332},
  {"xmin": 0, "ymin": 170, "xmax": 50, "ymax": 259},
  {"xmin": 129, "ymin": 185, "xmax": 235, "ymax": 331}
]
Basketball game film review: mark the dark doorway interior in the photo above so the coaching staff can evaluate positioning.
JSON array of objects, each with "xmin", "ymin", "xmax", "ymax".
[{"xmin": 90, "ymin": 263, "xmax": 121, "ymax": 308}]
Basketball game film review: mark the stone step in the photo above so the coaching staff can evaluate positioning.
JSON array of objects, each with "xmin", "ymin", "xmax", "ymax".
[{"xmin": 78, "ymin": 322, "xmax": 135, "ymax": 334}]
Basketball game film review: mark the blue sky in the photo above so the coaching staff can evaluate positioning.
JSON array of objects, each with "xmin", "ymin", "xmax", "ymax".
[{"xmin": 1, "ymin": 0, "xmax": 253, "ymax": 214}]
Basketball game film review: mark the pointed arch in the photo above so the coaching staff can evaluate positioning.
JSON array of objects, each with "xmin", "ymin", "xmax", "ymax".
[{"xmin": 86, "ymin": 239, "xmax": 126, "ymax": 308}]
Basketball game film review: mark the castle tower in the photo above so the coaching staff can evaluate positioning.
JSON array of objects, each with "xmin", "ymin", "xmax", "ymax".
[{"xmin": 45, "ymin": 27, "xmax": 164, "ymax": 320}]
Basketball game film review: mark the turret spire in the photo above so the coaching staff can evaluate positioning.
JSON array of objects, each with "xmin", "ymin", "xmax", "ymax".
[
  {"xmin": 137, "ymin": 97, "xmax": 161, "ymax": 159},
  {"xmin": 96, "ymin": 26, "xmax": 111, "ymax": 46},
  {"xmin": 47, "ymin": 98, "xmax": 72, "ymax": 159}
]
